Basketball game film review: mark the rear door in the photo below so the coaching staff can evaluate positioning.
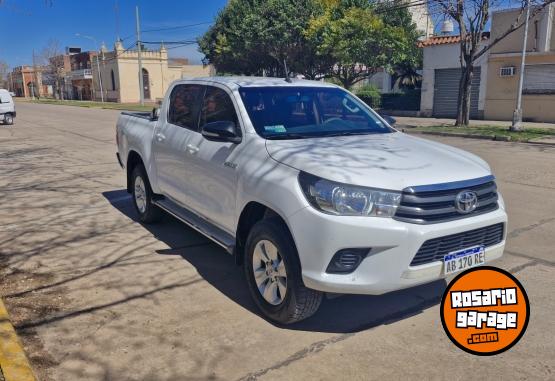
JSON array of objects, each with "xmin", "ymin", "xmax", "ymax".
[
  {"xmin": 0, "ymin": 90, "xmax": 13, "ymax": 115},
  {"xmin": 152, "ymin": 83, "xmax": 204, "ymax": 205},
  {"xmin": 181, "ymin": 85, "xmax": 242, "ymax": 233}
]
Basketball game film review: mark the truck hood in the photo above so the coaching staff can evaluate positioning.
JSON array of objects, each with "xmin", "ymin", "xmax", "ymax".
[{"xmin": 265, "ymin": 132, "xmax": 492, "ymax": 190}]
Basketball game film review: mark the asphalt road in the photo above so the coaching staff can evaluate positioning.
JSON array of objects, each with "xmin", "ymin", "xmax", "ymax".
[{"xmin": 1, "ymin": 102, "xmax": 554, "ymax": 381}]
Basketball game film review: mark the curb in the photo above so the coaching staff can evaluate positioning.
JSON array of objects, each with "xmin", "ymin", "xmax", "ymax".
[
  {"xmin": 404, "ymin": 130, "xmax": 555, "ymax": 146},
  {"xmin": 0, "ymin": 299, "xmax": 36, "ymax": 381}
]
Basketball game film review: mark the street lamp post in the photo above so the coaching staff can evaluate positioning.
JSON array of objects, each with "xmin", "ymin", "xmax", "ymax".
[
  {"xmin": 510, "ymin": 0, "xmax": 531, "ymax": 131},
  {"xmin": 76, "ymin": 33, "xmax": 105, "ymax": 102}
]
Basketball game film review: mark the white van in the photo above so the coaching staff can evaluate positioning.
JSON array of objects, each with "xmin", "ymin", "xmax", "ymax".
[{"xmin": 0, "ymin": 89, "xmax": 15, "ymax": 125}]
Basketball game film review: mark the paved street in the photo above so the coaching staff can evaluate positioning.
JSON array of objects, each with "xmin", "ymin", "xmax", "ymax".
[{"xmin": 1, "ymin": 102, "xmax": 554, "ymax": 381}]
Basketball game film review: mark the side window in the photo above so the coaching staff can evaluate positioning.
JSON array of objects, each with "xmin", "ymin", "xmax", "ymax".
[
  {"xmin": 168, "ymin": 84, "xmax": 204, "ymax": 131},
  {"xmin": 200, "ymin": 86, "xmax": 239, "ymax": 129}
]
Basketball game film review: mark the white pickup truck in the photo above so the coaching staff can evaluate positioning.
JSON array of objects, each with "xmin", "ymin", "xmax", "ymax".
[{"xmin": 116, "ymin": 77, "xmax": 507, "ymax": 323}]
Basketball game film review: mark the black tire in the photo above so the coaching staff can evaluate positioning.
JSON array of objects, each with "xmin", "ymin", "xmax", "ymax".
[
  {"xmin": 131, "ymin": 164, "xmax": 162, "ymax": 223},
  {"xmin": 244, "ymin": 218, "xmax": 323, "ymax": 324},
  {"xmin": 3, "ymin": 114, "xmax": 13, "ymax": 125}
]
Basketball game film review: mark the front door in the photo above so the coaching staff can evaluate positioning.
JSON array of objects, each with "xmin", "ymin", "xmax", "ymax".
[
  {"xmin": 182, "ymin": 85, "xmax": 242, "ymax": 233},
  {"xmin": 152, "ymin": 83, "xmax": 204, "ymax": 205},
  {"xmin": 142, "ymin": 68, "xmax": 151, "ymax": 100}
]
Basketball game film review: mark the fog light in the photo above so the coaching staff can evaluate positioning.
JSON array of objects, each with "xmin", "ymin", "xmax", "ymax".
[{"xmin": 326, "ymin": 248, "xmax": 370, "ymax": 274}]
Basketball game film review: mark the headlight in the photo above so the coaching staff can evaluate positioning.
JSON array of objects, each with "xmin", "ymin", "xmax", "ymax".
[{"xmin": 298, "ymin": 172, "xmax": 401, "ymax": 217}]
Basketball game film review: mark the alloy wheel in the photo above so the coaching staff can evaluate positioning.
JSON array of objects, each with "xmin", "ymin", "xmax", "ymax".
[
  {"xmin": 134, "ymin": 175, "xmax": 147, "ymax": 213},
  {"xmin": 252, "ymin": 239, "xmax": 287, "ymax": 305}
]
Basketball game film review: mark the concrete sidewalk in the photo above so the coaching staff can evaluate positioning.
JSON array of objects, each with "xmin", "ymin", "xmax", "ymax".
[{"xmin": 395, "ymin": 116, "xmax": 555, "ymax": 130}]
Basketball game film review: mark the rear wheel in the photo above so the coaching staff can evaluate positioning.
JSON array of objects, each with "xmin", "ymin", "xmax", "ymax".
[
  {"xmin": 131, "ymin": 164, "xmax": 161, "ymax": 223},
  {"xmin": 3, "ymin": 114, "xmax": 13, "ymax": 125},
  {"xmin": 244, "ymin": 219, "xmax": 322, "ymax": 324}
]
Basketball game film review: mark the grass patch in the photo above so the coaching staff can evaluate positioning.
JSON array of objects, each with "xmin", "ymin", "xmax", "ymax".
[
  {"xmin": 24, "ymin": 98, "xmax": 154, "ymax": 112},
  {"xmin": 411, "ymin": 125, "xmax": 555, "ymax": 142}
]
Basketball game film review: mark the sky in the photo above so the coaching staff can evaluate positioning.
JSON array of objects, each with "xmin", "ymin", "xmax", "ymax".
[{"xmin": 0, "ymin": 0, "xmax": 228, "ymax": 68}]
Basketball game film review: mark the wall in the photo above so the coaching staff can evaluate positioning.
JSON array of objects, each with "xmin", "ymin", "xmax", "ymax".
[
  {"xmin": 491, "ymin": 5, "xmax": 554, "ymax": 54},
  {"xmin": 408, "ymin": 2, "xmax": 434, "ymax": 38},
  {"xmin": 91, "ymin": 42, "xmax": 212, "ymax": 103},
  {"xmin": 484, "ymin": 54, "xmax": 555, "ymax": 122},
  {"xmin": 552, "ymin": 10, "xmax": 555, "ymax": 51},
  {"xmin": 179, "ymin": 65, "xmax": 212, "ymax": 79},
  {"xmin": 420, "ymin": 42, "xmax": 489, "ymax": 116}
]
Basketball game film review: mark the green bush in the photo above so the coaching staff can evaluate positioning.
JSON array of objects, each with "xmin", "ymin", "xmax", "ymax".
[{"xmin": 354, "ymin": 84, "xmax": 381, "ymax": 109}]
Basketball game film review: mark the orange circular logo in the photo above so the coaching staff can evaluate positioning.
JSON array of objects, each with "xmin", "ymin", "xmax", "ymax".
[{"xmin": 440, "ymin": 266, "xmax": 530, "ymax": 356}]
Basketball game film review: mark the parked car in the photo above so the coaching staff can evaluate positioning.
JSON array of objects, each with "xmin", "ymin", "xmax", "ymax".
[
  {"xmin": 116, "ymin": 77, "xmax": 507, "ymax": 324},
  {"xmin": 0, "ymin": 89, "xmax": 15, "ymax": 125}
]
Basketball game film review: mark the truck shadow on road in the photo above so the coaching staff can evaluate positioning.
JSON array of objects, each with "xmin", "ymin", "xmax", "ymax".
[{"xmin": 103, "ymin": 189, "xmax": 446, "ymax": 334}]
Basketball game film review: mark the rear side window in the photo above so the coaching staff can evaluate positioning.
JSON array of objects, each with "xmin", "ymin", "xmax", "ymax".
[
  {"xmin": 168, "ymin": 84, "xmax": 204, "ymax": 130},
  {"xmin": 200, "ymin": 86, "xmax": 239, "ymax": 128}
]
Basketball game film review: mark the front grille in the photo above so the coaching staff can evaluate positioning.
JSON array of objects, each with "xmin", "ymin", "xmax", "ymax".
[
  {"xmin": 410, "ymin": 223, "xmax": 504, "ymax": 266},
  {"xmin": 394, "ymin": 176, "xmax": 499, "ymax": 224}
]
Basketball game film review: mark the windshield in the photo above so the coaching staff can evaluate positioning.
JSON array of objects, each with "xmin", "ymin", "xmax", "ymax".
[{"xmin": 239, "ymin": 86, "xmax": 393, "ymax": 139}]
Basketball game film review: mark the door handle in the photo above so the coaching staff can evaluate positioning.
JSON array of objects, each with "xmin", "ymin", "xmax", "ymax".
[
  {"xmin": 155, "ymin": 133, "xmax": 166, "ymax": 142},
  {"xmin": 186, "ymin": 144, "xmax": 200, "ymax": 154}
]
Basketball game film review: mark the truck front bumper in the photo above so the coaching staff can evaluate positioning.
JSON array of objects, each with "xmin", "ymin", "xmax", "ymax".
[{"xmin": 287, "ymin": 205, "xmax": 507, "ymax": 295}]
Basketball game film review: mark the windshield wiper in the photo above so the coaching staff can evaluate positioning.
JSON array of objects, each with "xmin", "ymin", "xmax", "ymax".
[{"xmin": 321, "ymin": 131, "xmax": 377, "ymax": 137}]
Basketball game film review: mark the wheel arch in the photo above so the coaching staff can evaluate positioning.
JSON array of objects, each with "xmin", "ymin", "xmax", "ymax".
[
  {"xmin": 126, "ymin": 150, "xmax": 145, "ymax": 193},
  {"xmin": 235, "ymin": 201, "xmax": 295, "ymax": 266}
]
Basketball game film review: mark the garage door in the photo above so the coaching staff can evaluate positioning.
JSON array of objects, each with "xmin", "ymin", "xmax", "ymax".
[
  {"xmin": 433, "ymin": 68, "xmax": 481, "ymax": 118},
  {"xmin": 524, "ymin": 64, "xmax": 555, "ymax": 93}
]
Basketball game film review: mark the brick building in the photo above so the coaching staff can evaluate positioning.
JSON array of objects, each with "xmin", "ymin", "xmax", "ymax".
[{"xmin": 8, "ymin": 66, "xmax": 50, "ymax": 98}]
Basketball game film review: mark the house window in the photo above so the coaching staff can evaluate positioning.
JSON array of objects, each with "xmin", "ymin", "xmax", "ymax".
[
  {"xmin": 499, "ymin": 67, "xmax": 516, "ymax": 77},
  {"xmin": 111, "ymin": 70, "xmax": 116, "ymax": 91},
  {"xmin": 523, "ymin": 64, "xmax": 555, "ymax": 94}
]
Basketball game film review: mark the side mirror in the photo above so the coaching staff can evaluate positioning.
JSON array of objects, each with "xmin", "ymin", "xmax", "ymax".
[
  {"xmin": 381, "ymin": 114, "xmax": 397, "ymax": 126},
  {"xmin": 201, "ymin": 121, "xmax": 241, "ymax": 143},
  {"xmin": 151, "ymin": 107, "xmax": 160, "ymax": 120}
]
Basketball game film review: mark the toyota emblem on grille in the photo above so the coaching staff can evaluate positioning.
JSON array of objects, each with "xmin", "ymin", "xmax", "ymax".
[{"xmin": 455, "ymin": 191, "xmax": 478, "ymax": 214}]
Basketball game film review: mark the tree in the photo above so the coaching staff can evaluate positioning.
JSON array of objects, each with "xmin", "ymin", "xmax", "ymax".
[
  {"xmin": 198, "ymin": 0, "xmax": 330, "ymax": 78},
  {"xmin": 392, "ymin": 62, "xmax": 422, "ymax": 90},
  {"xmin": 39, "ymin": 39, "xmax": 66, "ymax": 99},
  {"xmin": 379, "ymin": 1, "xmax": 423, "ymax": 90},
  {"xmin": 0, "ymin": 60, "xmax": 9, "ymax": 89},
  {"xmin": 199, "ymin": 0, "xmax": 421, "ymax": 87},
  {"xmin": 429, "ymin": 0, "xmax": 555, "ymax": 126},
  {"xmin": 306, "ymin": 1, "xmax": 417, "ymax": 88}
]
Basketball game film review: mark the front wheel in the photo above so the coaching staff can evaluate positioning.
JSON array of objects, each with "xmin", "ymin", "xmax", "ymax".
[
  {"xmin": 3, "ymin": 114, "xmax": 13, "ymax": 125},
  {"xmin": 244, "ymin": 219, "xmax": 323, "ymax": 324}
]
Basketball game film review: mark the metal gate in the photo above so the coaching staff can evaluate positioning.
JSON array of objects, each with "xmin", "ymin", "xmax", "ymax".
[{"xmin": 433, "ymin": 68, "xmax": 481, "ymax": 118}]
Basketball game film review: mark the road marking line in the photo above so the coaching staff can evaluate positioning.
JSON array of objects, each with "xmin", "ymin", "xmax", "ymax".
[{"xmin": 0, "ymin": 298, "xmax": 36, "ymax": 381}]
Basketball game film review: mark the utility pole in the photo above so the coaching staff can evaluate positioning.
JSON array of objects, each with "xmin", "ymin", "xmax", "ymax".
[
  {"xmin": 136, "ymin": 6, "xmax": 144, "ymax": 106},
  {"xmin": 95, "ymin": 53, "xmax": 104, "ymax": 102},
  {"xmin": 32, "ymin": 49, "xmax": 37, "ymax": 100},
  {"xmin": 511, "ymin": 0, "xmax": 531, "ymax": 132}
]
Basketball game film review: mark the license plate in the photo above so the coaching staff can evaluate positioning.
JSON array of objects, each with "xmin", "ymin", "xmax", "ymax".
[{"xmin": 444, "ymin": 246, "xmax": 485, "ymax": 275}]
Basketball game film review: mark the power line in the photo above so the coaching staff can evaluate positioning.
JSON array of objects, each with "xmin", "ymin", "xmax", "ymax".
[
  {"xmin": 97, "ymin": 42, "xmax": 136, "ymax": 63},
  {"xmin": 141, "ymin": 40, "xmax": 198, "ymax": 45},
  {"xmin": 120, "ymin": 21, "xmax": 212, "ymax": 41},
  {"xmin": 142, "ymin": 21, "xmax": 212, "ymax": 33},
  {"xmin": 375, "ymin": 1, "xmax": 428, "ymax": 14}
]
